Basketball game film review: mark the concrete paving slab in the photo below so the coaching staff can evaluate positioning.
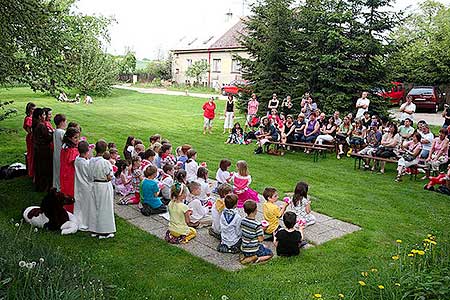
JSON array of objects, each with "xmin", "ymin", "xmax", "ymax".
[{"xmin": 113, "ymin": 179, "xmax": 361, "ymax": 271}]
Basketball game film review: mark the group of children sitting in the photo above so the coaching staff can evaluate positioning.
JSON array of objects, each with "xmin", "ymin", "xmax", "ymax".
[{"xmin": 111, "ymin": 134, "xmax": 316, "ymax": 263}]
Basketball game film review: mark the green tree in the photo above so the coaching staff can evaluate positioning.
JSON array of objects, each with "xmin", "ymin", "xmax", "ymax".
[
  {"xmin": 185, "ymin": 60, "xmax": 208, "ymax": 85},
  {"xmin": 238, "ymin": 0, "xmax": 297, "ymax": 113},
  {"xmin": 0, "ymin": 0, "xmax": 118, "ymax": 96},
  {"xmin": 117, "ymin": 50, "xmax": 137, "ymax": 74},
  {"xmin": 144, "ymin": 58, "xmax": 172, "ymax": 80},
  {"xmin": 386, "ymin": 0, "xmax": 450, "ymax": 85},
  {"xmin": 237, "ymin": 0, "xmax": 398, "ymax": 116}
]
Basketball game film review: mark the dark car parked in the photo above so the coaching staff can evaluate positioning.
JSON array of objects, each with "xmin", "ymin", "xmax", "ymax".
[{"xmin": 406, "ymin": 86, "xmax": 445, "ymax": 113}]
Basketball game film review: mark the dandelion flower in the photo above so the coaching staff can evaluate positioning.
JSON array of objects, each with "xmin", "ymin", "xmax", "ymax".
[
  {"xmin": 378, "ymin": 285, "xmax": 385, "ymax": 290},
  {"xmin": 358, "ymin": 281, "xmax": 366, "ymax": 286},
  {"xmin": 391, "ymin": 255, "xmax": 400, "ymax": 260},
  {"xmin": 430, "ymin": 241, "xmax": 437, "ymax": 245},
  {"xmin": 361, "ymin": 271, "xmax": 368, "ymax": 277},
  {"xmin": 313, "ymin": 294, "xmax": 322, "ymax": 298},
  {"xmin": 407, "ymin": 253, "xmax": 414, "ymax": 257},
  {"xmin": 18, "ymin": 261, "xmax": 26, "ymax": 268},
  {"xmin": 370, "ymin": 268, "xmax": 378, "ymax": 272},
  {"xmin": 417, "ymin": 250, "xmax": 425, "ymax": 255},
  {"xmin": 338, "ymin": 293, "xmax": 345, "ymax": 298},
  {"xmin": 15, "ymin": 223, "xmax": 19, "ymax": 227},
  {"xmin": 411, "ymin": 249, "xmax": 418, "ymax": 254},
  {"xmin": 26, "ymin": 262, "xmax": 33, "ymax": 269},
  {"xmin": 395, "ymin": 283, "xmax": 400, "ymax": 287},
  {"xmin": 423, "ymin": 238, "xmax": 431, "ymax": 243},
  {"xmin": 39, "ymin": 258, "xmax": 44, "ymax": 263},
  {"xmin": 396, "ymin": 239, "xmax": 402, "ymax": 243},
  {"xmin": 34, "ymin": 228, "xmax": 38, "ymax": 233},
  {"xmin": 427, "ymin": 234, "xmax": 432, "ymax": 237}
]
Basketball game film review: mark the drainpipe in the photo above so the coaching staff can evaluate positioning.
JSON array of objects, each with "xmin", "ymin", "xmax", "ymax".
[{"xmin": 208, "ymin": 50, "xmax": 211, "ymax": 88}]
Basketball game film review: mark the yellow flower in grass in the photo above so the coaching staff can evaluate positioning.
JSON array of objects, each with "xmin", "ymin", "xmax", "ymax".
[
  {"xmin": 313, "ymin": 294, "xmax": 322, "ymax": 298},
  {"xmin": 411, "ymin": 249, "xmax": 418, "ymax": 254},
  {"xmin": 338, "ymin": 294, "xmax": 345, "ymax": 298},
  {"xmin": 430, "ymin": 240, "xmax": 437, "ymax": 245},
  {"xmin": 423, "ymin": 238, "xmax": 431, "ymax": 243},
  {"xmin": 395, "ymin": 283, "xmax": 401, "ymax": 287},
  {"xmin": 371, "ymin": 268, "xmax": 378, "ymax": 272},
  {"xmin": 392, "ymin": 255, "xmax": 400, "ymax": 260},
  {"xmin": 359, "ymin": 281, "xmax": 366, "ymax": 286},
  {"xmin": 396, "ymin": 239, "xmax": 402, "ymax": 244},
  {"xmin": 417, "ymin": 250, "xmax": 425, "ymax": 256},
  {"xmin": 427, "ymin": 233, "xmax": 432, "ymax": 237},
  {"xmin": 378, "ymin": 285, "xmax": 385, "ymax": 290},
  {"xmin": 408, "ymin": 253, "xmax": 414, "ymax": 257},
  {"xmin": 361, "ymin": 271, "xmax": 368, "ymax": 277}
]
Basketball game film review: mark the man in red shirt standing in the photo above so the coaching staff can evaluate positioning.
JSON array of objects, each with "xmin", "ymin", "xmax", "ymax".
[{"xmin": 202, "ymin": 97, "xmax": 216, "ymax": 134}]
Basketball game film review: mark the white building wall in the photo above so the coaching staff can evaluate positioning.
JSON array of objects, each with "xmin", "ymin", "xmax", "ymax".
[{"xmin": 171, "ymin": 50, "xmax": 250, "ymax": 88}]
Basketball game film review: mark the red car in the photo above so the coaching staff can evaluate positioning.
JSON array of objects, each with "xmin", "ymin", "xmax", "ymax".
[
  {"xmin": 406, "ymin": 86, "xmax": 445, "ymax": 113},
  {"xmin": 221, "ymin": 80, "xmax": 250, "ymax": 96},
  {"xmin": 376, "ymin": 82, "xmax": 405, "ymax": 105}
]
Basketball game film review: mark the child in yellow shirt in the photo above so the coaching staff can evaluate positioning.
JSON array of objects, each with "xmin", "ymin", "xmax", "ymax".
[{"xmin": 262, "ymin": 187, "xmax": 288, "ymax": 241}]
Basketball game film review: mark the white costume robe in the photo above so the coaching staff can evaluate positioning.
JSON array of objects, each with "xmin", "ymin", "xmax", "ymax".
[
  {"xmin": 52, "ymin": 128, "xmax": 65, "ymax": 190},
  {"xmin": 74, "ymin": 156, "xmax": 93, "ymax": 231},
  {"xmin": 88, "ymin": 156, "xmax": 116, "ymax": 234}
]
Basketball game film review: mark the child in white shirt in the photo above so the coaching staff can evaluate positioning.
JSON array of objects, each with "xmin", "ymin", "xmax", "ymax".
[
  {"xmin": 187, "ymin": 181, "xmax": 212, "ymax": 227},
  {"xmin": 217, "ymin": 194, "xmax": 242, "ymax": 253},
  {"xmin": 209, "ymin": 183, "xmax": 233, "ymax": 239},
  {"xmin": 185, "ymin": 149, "xmax": 198, "ymax": 183}
]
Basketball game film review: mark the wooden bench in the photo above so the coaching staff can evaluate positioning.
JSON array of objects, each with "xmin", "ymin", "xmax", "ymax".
[
  {"xmin": 266, "ymin": 141, "xmax": 332, "ymax": 162},
  {"xmin": 350, "ymin": 152, "xmax": 428, "ymax": 179}
]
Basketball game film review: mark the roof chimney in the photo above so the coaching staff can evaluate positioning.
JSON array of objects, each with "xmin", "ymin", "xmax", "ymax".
[{"xmin": 225, "ymin": 9, "xmax": 233, "ymax": 22}]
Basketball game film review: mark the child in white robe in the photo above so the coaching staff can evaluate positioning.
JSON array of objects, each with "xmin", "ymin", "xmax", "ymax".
[
  {"xmin": 52, "ymin": 114, "xmax": 67, "ymax": 190},
  {"xmin": 74, "ymin": 141, "xmax": 92, "ymax": 231},
  {"xmin": 89, "ymin": 140, "xmax": 116, "ymax": 239}
]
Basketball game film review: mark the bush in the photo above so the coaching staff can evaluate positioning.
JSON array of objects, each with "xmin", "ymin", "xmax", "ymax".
[{"xmin": 0, "ymin": 219, "xmax": 116, "ymax": 299}]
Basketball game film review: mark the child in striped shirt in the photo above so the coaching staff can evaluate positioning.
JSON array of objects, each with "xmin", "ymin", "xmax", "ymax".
[{"xmin": 240, "ymin": 200, "xmax": 273, "ymax": 264}]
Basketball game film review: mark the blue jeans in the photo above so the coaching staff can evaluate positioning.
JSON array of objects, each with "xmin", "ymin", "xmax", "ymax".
[
  {"xmin": 301, "ymin": 134, "xmax": 318, "ymax": 143},
  {"xmin": 420, "ymin": 149, "xmax": 430, "ymax": 159}
]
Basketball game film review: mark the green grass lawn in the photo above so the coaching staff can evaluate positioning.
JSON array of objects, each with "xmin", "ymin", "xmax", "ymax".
[{"xmin": 0, "ymin": 87, "xmax": 449, "ymax": 299}]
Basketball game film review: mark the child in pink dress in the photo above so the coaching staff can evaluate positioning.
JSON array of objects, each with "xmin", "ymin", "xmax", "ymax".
[
  {"xmin": 233, "ymin": 160, "xmax": 259, "ymax": 208},
  {"xmin": 114, "ymin": 160, "xmax": 133, "ymax": 196}
]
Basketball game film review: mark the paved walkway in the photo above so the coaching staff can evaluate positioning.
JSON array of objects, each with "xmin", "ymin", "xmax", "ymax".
[
  {"xmin": 114, "ymin": 181, "xmax": 361, "ymax": 271},
  {"xmin": 114, "ymin": 85, "xmax": 444, "ymax": 126},
  {"xmin": 113, "ymin": 84, "xmax": 227, "ymax": 100}
]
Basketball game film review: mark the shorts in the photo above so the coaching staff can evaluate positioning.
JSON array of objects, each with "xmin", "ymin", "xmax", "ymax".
[
  {"xmin": 204, "ymin": 117, "xmax": 213, "ymax": 127},
  {"xmin": 243, "ymin": 244, "xmax": 273, "ymax": 257}
]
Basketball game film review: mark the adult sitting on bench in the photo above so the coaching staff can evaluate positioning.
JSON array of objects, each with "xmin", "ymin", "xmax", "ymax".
[
  {"xmin": 336, "ymin": 116, "xmax": 353, "ymax": 159},
  {"xmin": 315, "ymin": 116, "xmax": 337, "ymax": 146},
  {"xmin": 424, "ymin": 128, "xmax": 449, "ymax": 180},
  {"xmin": 395, "ymin": 132, "xmax": 422, "ymax": 182},
  {"xmin": 373, "ymin": 123, "xmax": 400, "ymax": 173},
  {"xmin": 358, "ymin": 121, "xmax": 382, "ymax": 169},
  {"xmin": 301, "ymin": 112, "xmax": 320, "ymax": 153},
  {"xmin": 255, "ymin": 117, "xmax": 279, "ymax": 154}
]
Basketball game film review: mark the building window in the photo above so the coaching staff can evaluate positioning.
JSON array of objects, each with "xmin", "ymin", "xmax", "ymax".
[
  {"xmin": 212, "ymin": 59, "xmax": 221, "ymax": 72},
  {"xmin": 186, "ymin": 59, "xmax": 192, "ymax": 67},
  {"xmin": 231, "ymin": 59, "xmax": 241, "ymax": 73}
]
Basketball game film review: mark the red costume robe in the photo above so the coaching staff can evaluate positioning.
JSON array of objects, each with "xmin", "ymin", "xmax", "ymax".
[
  {"xmin": 60, "ymin": 146, "xmax": 79, "ymax": 213},
  {"xmin": 23, "ymin": 116, "xmax": 34, "ymax": 177}
]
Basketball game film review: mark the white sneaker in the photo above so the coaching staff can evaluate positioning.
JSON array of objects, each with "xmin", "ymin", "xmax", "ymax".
[{"xmin": 98, "ymin": 233, "xmax": 115, "ymax": 239}]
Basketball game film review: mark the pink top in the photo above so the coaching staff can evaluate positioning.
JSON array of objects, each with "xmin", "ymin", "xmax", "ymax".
[
  {"xmin": 432, "ymin": 137, "xmax": 449, "ymax": 159},
  {"xmin": 233, "ymin": 174, "xmax": 252, "ymax": 194},
  {"xmin": 247, "ymin": 100, "xmax": 259, "ymax": 115}
]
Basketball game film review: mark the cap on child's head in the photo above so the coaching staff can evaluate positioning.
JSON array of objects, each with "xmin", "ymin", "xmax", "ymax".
[
  {"xmin": 243, "ymin": 200, "xmax": 257, "ymax": 215},
  {"xmin": 224, "ymin": 194, "xmax": 238, "ymax": 209},
  {"xmin": 283, "ymin": 211, "xmax": 297, "ymax": 229},
  {"xmin": 217, "ymin": 183, "xmax": 233, "ymax": 198}
]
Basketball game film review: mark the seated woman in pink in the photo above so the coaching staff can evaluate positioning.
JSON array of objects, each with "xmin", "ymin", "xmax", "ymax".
[
  {"xmin": 424, "ymin": 128, "xmax": 449, "ymax": 179},
  {"xmin": 233, "ymin": 160, "xmax": 259, "ymax": 208}
]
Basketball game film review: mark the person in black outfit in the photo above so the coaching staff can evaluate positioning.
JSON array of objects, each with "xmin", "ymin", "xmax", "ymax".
[{"xmin": 274, "ymin": 212, "xmax": 306, "ymax": 257}]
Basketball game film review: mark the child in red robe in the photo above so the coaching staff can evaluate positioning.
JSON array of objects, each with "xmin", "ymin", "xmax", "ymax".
[{"xmin": 60, "ymin": 127, "xmax": 80, "ymax": 213}]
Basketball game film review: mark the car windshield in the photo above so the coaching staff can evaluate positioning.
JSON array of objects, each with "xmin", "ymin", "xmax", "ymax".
[{"xmin": 409, "ymin": 88, "xmax": 433, "ymax": 95}]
